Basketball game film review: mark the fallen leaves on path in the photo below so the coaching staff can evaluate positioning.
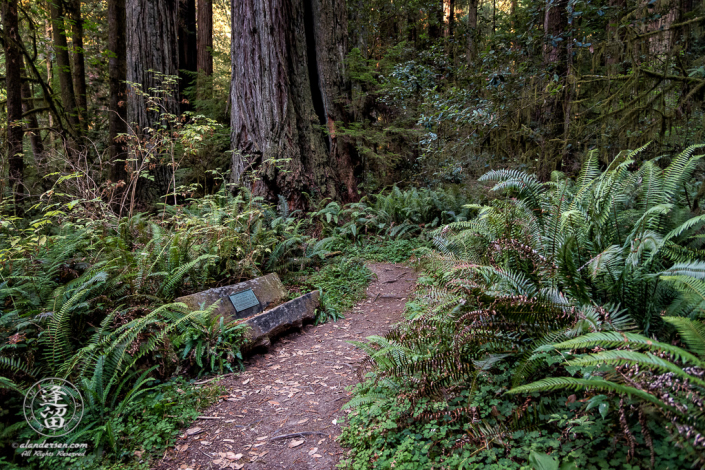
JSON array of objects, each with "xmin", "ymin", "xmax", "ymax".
[{"xmin": 157, "ymin": 263, "xmax": 417, "ymax": 470}]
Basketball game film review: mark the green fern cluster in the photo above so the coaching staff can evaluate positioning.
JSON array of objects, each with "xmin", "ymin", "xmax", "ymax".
[
  {"xmin": 343, "ymin": 144, "xmax": 705, "ymax": 468},
  {"xmin": 313, "ymin": 185, "xmax": 471, "ymax": 240}
]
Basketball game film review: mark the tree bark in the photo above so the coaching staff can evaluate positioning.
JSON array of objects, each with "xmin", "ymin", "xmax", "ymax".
[
  {"xmin": 196, "ymin": 0, "xmax": 213, "ymax": 100},
  {"xmin": 466, "ymin": 0, "xmax": 478, "ymax": 64},
  {"xmin": 542, "ymin": 0, "xmax": 569, "ymax": 174},
  {"xmin": 69, "ymin": 0, "xmax": 87, "ymax": 124},
  {"xmin": 2, "ymin": 0, "xmax": 25, "ymax": 207},
  {"xmin": 543, "ymin": 0, "xmax": 568, "ymax": 73},
  {"xmin": 313, "ymin": 0, "xmax": 358, "ymax": 201},
  {"xmin": 108, "ymin": 0, "xmax": 128, "ymax": 188},
  {"xmin": 49, "ymin": 0, "xmax": 80, "ymax": 134},
  {"xmin": 178, "ymin": 0, "xmax": 197, "ymax": 106},
  {"xmin": 230, "ymin": 0, "xmax": 359, "ymax": 208},
  {"xmin": 21, "ymin": 57, "xmax": 44, "ymax": 163},
  {"xmin": 606, "ymin": 0, "xmax": 625, "ymax": 67},
  {"xmin": 126, "ymin": 0, "xmax": 179, "ymax": 204},
  {"xmin": 448, "ymin": 0, "xmax": 455, "ymax": 37},
  {"xmin": 197, "ymin": 0, "xmax": 213, "ymax": 75}
]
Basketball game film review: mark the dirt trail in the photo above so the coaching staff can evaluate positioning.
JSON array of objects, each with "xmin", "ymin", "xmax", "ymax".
[{"xmin": 155, "ymin": 262, "xmax": 416, "ymax": 470}]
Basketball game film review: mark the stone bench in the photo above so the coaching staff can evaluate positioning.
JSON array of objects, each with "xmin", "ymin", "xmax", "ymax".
[{"xmin": 175, "ymin": 273, "xmax": 319, "ymax": 351}]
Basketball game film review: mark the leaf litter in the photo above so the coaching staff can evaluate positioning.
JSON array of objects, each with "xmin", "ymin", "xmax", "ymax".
[{"xmin": 155, "ymin": 263, "xmax": 415, "ymax": 470}]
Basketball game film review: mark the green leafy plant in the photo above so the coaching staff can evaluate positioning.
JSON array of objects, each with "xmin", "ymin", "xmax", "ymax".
[
  {"xmin": 340, "ymin": 145, "xmax": 705, "ymax": 469},
  {"xmin": 175, "ymin": 307, "xmax": 247, "ymax": 376}
]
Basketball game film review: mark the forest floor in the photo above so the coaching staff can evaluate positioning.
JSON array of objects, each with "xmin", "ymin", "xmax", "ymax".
[{"xmin": 154, "ymin": 262, "xmax": 417, "ymax": 470}]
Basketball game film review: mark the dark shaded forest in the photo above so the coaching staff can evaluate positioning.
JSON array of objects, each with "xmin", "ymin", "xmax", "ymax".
[{"xmin": 1, "ymin": 0, "xmax": 705, "ymax": 468}]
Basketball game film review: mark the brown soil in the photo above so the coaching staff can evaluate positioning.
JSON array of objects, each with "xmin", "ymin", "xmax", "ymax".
[{"xmin": 154, "ymin": 262, "xmax": 416, "ymax": 470}]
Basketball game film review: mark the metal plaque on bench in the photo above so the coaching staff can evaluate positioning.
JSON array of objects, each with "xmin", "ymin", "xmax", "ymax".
[{"xmin": 229, "ymin": 289, "xmax": 261, "ymax": 319}]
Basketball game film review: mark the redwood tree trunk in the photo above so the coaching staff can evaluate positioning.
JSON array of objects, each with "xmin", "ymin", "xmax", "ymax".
[
  {"xmin": 178, "ymin": 0, "xmax": 197, "ymax": 106},
  {"xmin": 126, "ymin": 0, "xmax": 179, "ymax": 204},
  {"xmin": 2, "ymin": 0, "xmax": 24, "ymax": 206},
  {"xmin": 542, "ymin": 0, "xmax": 569, "ymax": 175},
  {"xmin": 108, "ymin": 0, "xmax": 128, "ymax": 188},
  {"xmin": 49, "ymin": 0, "xmax": 80, "ymax": 134},
  {"xmin": 69, "ymin": 0, "xmax": 88, "ymax": 124},
  {"xmin": 197, "ymin": 0, "xmax": 213, "ymax": 75},
  {"xmin": 466, "ymin": 0, "xmax": 478, "ymax": 64},
  {"xmin": 230, "ymin": 0, "xmax": 358, "ymax": 208}
]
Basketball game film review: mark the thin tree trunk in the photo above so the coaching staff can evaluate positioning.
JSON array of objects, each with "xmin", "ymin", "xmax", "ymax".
[
  {"xmin": 108, "ymin": 0, "xmax": 128, "ymax": 190},
  {"xmin": 69, "ymin": 0, "xmax": 87, "ymax": 124},
  {"xmin": 20, "ymin": 57, "xmax": 44, "ymax": 162},
  {"xmin": 510, "ymin": 0, "xmax": 519, "ymax": 51},
  {"xmin": 230, "ymin": 0, "xmax": 358, "ymax": 208},
  {"xmin": 448, "ymin": 0, "xmax": 455, "ymax": 37},
  {"xmin": 197, "ymin": 0, "xmax": 213, "ymax": 99},
  {"xmin": 197, "ymin": 0, "xmax": 213, "ymax": 75},
  {"xmin": 49, "ymin": 0, "xmax": 80, "ymax": 134},
  {"xmin": 178, "ymin": 0, "xmax": 197, "ymax": 107},
  {"xmin": 126, "ymin": 0, "xmax": 179, "ymax": 205},
  {"xmin": 45, "ymin": 18, "xmax": 56, "ymax": 149},
  {"xmin": 2, "ymin": 0, "xmax": 25, "ymax": 207},
  {"xmin": 606, "ymin": 0, "xmax": 625, "ymax": 67},
  {"xmin": 542, "ymin": 0, "xmax": 568, "ymax": 174},
  {"xmin": 543, "ymin": 0, "xmax": 568, "ymax": 71},
  {"xmin": 466, "ymin": 0, "xmax": 478, "ymax": 64}
]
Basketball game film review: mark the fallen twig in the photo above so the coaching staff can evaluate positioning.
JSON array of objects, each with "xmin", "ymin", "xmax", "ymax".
[
  {"xmin": 194, "ymin": 373, "xmax": 234, "ymax": 385},
  {"xmin": 197, "ymin": 416, "xmax": 223, "ymax": 420},
  {"xmin": 270, "ymin": 431, "xmax": 326, "ymax": 441}
]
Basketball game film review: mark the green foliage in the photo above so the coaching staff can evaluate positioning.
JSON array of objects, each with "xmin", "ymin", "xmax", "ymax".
[
  {"xmin": 314, "ymin": 186, "xmax": 471, "ymax": 241},
  {"xmin": 308, "ymin": 258, "xmax": 374, "ymax": 324},
  {"xmin": 0, "ymin": 182, "xmax": 332, "ymax": 467},
  {"xmin": 10, "ymin": 378, "xmax": 222, "ymax": 469},
  {"xmin": 341, "ymin": 145, "xmax": 705, "ymax": 469},
  {"xmin": 511, "ymin": 315, "xmax": 705, "ymax": 464},
  {"xmin": 174, "ymin": 309, "xmax": 247, "ymax": 377},
  {"xmin": 344, "ymin": 238, "xmax": 430, "ymax": 263},
  {"xmin": 346, "ymin": 0, "xmax": 705, "ymax": 186}
]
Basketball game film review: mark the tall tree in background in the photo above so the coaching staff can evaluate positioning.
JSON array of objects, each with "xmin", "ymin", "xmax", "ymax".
[
  {"xmin": 68, "ymin": 0, "xmax": 87, "ymax": 124},
  {"xmin": 2, "ymin": 0, "xmax": 25, "ymax": 206},
  {"xmin": 108, "ymin": 0, "xmax": 128, "ymax": 186},
  {"xmin": 606, "ymin": 0, "xmax": 625, "ymax": 67},
  {"xmin": 543, "ymin": 0, "xmax": 568, "ymax": 73},
  {"xmin": 466, "ymin": 0, "xmax": 478, "ymax": 63},
  {"xmin": 230, "ymin": 0, "xmax": 358, "ymax": 207},
  {"xmin": 428, "ymin": 1, "xmax": 443, "ymax": 39},
  {"xmin": 21, "ymin": 57, "xmax": 44, "ymax": 163},
  {"xmin": 196, "ymin": 0, "xmax": 213, "ymax": 100},
  {"xmin": 178, "ymin": 0, "xmax": 197, "ymax": 106},
  {"xmin": 197, "ymin": 0, "xmax": 213, "ymax": 75},
  {"xmin": 126, "ymin": 0, "xmax": 179, "ymax": 129},
  {"xmin": 448, "ymin": 0, "xmax": 455, "ymax": 37},
  {"xmin": 49, "ymin": 0, "xmax": 80, "ymax": 135},
  {"xmin": 126, "ymin": 0, "xmax": 179, "ymax": 202}
]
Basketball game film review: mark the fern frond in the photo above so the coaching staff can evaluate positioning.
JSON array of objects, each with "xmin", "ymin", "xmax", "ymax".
[{"xmin": 508, "ymin": 377, "xmax": 678, "ymax": 414}]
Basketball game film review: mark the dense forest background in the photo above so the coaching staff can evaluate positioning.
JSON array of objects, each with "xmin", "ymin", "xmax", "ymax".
[
  {"xmin": 2, "ymin": 0, "xmax": 705, "ymax": 469},
  {"xmin": 1, "ymin": 0, "xmax": 702, "ymax": 212}
]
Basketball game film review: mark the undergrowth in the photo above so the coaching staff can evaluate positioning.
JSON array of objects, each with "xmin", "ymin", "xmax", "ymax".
[
  {"xmin": 340, "ymin": 145, "xmax": 705, "ymax": 469},
  {"xmin": 0, "ymin": 179, "xmax": 446, "ymax": 467}
]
